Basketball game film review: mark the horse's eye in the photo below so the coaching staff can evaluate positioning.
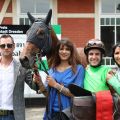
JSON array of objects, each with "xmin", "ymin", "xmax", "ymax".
[
  {"xmin": 40, "ymin": 30, "xmax": 45, "ymax": 35},
  {"xmin": 36, "ymin": 29, "xmax": 45, "ymax": 39},
  {"xmin": 37, "ymin": 29, "xmax": 44, "ymax": 36}
]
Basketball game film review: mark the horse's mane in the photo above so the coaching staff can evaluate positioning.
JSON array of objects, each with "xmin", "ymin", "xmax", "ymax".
[{"xmin": 47, "ymin": 28, "xmax": 59, "ymax": 67}]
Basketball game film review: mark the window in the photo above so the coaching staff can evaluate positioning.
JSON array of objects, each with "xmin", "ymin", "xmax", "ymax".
[
  {"xmin": 116, "ymin": 0, "xmax": 120, "ymax": 13},
  {"xmin": 20, "ymin": 0, "xmax": 50, "ymax": 14},
  {"xmin": 19, "ymin": 0, "xmax": 50, "ymax": 25},
  {"xmin": 101, "ymin": 0, "xmax": 120, "ymax": 14},
  {"xmin": 101, "ymin": 0, "xmax": 115, "ymax": 13},
  {"xmin": 100, "ymin": 0, "xmax": 120, "ymax": 66},
  {"xmin": 117, "ymin": 26, "xmax": 120, "ymax": 43},
  {"xmin": 100, "ymin": 17, "xmax": 120, "ymax": 54}
]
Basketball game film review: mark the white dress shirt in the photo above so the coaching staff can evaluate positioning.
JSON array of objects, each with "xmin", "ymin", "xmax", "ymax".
[{"xmin": 0, "ymin": 61, "xmax": 14, "ymax": 110}]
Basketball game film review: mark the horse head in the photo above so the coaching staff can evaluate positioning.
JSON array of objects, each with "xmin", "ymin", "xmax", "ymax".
[{"xmin": 19, "ymin": 9, "xmax": 53, "ymax": 69}]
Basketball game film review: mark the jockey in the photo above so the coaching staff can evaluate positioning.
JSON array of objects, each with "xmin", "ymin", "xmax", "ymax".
[
  {"xmin": 83, "ymin": 40, "xmax": 120, "ymax": 120},
  {"xmin": 83, "ymin": 38, "xmax": 119, "ymax": 94}
]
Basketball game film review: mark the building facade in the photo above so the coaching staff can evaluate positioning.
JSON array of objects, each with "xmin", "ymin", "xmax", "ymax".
[
  {"xmin": 0, "ymin": 0, "xmax": 120, "ymax": 105},
  {"xmin": 0, "ymin": 0, "xmax": 120, "ymax": 63}
]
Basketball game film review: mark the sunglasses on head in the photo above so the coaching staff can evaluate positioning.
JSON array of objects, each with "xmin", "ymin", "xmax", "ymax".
[{"xmin": 0, "ymin": 44, "xmax": 13, "ymax": 49}]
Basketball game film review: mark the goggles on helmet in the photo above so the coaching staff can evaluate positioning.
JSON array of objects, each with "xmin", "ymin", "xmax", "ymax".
[{"xmin": 84, "ymin": 39, "xmax": 105, "ymax": 55}]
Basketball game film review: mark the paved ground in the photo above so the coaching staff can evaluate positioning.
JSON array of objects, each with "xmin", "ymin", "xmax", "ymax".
[{"xmin": 26, "ymin": 107, "xmax": 45, "ymax": 120}]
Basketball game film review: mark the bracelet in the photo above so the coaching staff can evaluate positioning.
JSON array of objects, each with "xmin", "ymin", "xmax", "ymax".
[{"xmin": 59, "ymin": 86, "xmax": 64, "ymax": 92}]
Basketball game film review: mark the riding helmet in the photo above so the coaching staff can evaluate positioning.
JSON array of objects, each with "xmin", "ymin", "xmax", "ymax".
[{"xmin": 84, "ymin": 38, "xmax": 105, "ymax": 55}]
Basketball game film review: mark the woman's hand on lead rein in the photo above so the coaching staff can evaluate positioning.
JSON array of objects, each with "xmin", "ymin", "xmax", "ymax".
[{"xmin": 46, "ymin": 75, "xmax": 57, "ymax": 88}]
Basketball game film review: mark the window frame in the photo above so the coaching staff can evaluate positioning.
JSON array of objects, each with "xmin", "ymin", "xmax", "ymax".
[{"xmin": 17, "ymin": 0, "xmax": 51, "ymax": 25}]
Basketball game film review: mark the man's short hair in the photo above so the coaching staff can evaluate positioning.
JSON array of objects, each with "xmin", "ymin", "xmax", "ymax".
[{"xmin": 0, "ymin": 34, "xmax": 14, "ymax": 44}]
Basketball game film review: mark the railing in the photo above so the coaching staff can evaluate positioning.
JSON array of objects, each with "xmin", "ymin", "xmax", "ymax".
[{"xmin": 102, "ymin": 57, "xmax": 117, "ymax": 68}]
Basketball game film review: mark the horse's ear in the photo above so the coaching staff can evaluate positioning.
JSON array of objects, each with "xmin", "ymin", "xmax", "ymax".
[
  {"xmin": 44, "ymin": 9, "xmax": 52, "ymax": 25},
  {"xmin": 27, "ymin": 12, "xmax": 35, "ymax": 24}
]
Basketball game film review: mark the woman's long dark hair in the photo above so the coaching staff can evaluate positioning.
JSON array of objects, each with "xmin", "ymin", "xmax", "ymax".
[
  {"xmin": 112, "ymin": 43, "xmax": 120, "ymax": 66},
  {"xmin": 51, "ymin": 38, "xmax": 81, "ymax": 73}
]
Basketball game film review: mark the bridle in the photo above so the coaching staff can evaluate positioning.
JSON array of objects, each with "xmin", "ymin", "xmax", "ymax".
[
  {"xmin": 26, "ymin": 19, "xmax": 52, "ymax": 57},
  {"xmin": 33, "ymin": 52, "xmax": 49, "ymax": 75},
  {"xmin": 20, "ymin": 9, "xmax": 52, "ymax": 72}
]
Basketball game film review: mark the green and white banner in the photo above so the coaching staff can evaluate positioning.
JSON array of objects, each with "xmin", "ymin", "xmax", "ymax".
[{"xmin": 52, "ymin": 25, "xmax": 61, "ymax": 40}]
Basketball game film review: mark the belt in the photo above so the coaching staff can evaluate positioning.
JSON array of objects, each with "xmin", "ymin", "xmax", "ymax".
[{"xmin": 0, "ymin": 110, "xmax": 14, "ymax": 116}]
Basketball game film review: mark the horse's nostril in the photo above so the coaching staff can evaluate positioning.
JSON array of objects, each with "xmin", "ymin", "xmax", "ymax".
[
  {"xmin": 19, "ymin": 56, "xmax": 28, "ymax": 63},
  {"xmin": 24, "ymin": 56, "xmax": 29, "ymax": 61},
  {"xmin": 19, "ymin": 56, "xmax": 31, "ymax": 69}
]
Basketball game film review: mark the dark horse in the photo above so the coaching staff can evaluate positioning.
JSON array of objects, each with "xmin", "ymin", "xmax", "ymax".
[
  {"xmin": 20, "ymin": 9, "xmax": 59, "ymax": 69},
  {"xmin": 19, "ymin": 9, "xmax": 120, "ymax": 120}
]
